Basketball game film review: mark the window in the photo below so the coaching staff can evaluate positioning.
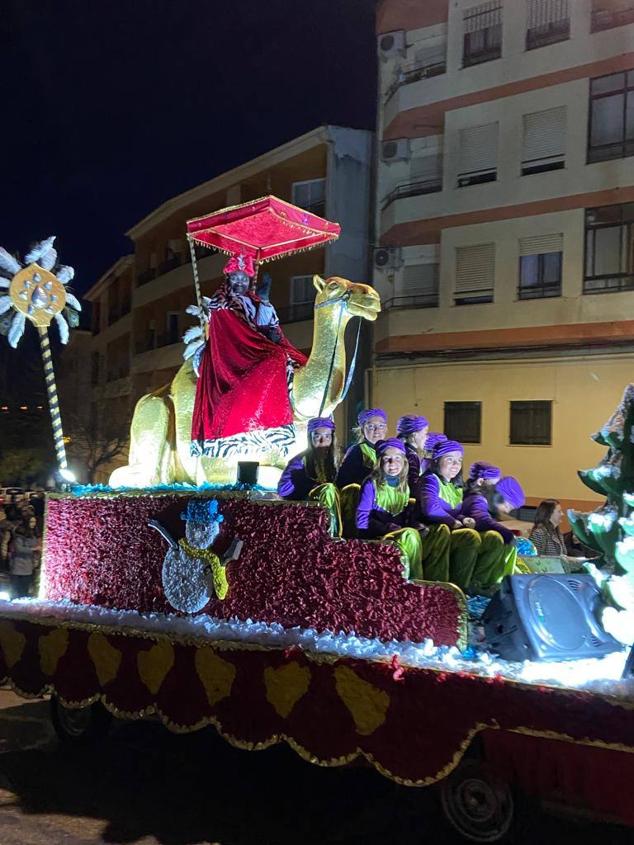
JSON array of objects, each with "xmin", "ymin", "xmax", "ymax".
[
  {"xmin": 526, "ymin": 0, "xmax": 570, "ymax": 50},
  {"xmin": 166, "ymin": 312, "xmax": 180, "ymax": 345},
  {"xmin": 510, "ymin": 401, "xmax": 552, "ymax": 445},
  {"xmin": 386, "ymin": 263, "xmax": 438, "ymax": 309},
  {"xmin": 588, "ymin": 70, "xmax": 634, "ymax": 163},
  {"xmin": 522, "ymin": 107, "xmax": 566, "ymax": 174},
  {"xmin": 584, "ymin": 203, "xmax": 634, "ymax": 293},
  {"xmin": 455, "ymin": 243, "xmax": 495, "ymax": 304},
  {"xmin": 292, "ymin": 179, "xmax": 326, "ymax": 216},
  {"xmin": 463, "ymin": 2, "xmax": 502, "ymax": 67},
  {"xmin": 591, "ymin": 1, "xmax": 634, "ymax": 33},
  {"xmin": 287, "ymin": 275, "xmax": 314, "ymax": 321},
  {"xmin": 444, "ymin": 402, "xmax": 482, "ymax": 443},
  {"xmin": 457, "ymin": 123, "xmax": 498, "ymax": 186},
  {"xmin": 518, "ymin": 234, "xmax": 563, "ymax": 299}
]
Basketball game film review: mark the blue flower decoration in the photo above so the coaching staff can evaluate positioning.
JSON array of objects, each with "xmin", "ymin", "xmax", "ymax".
[
  {"xmin": 180, "ymin": 498, "xmax": 224, "ymax": 524},
  {"xmin": 516, "ymin": 537, "xmax": 538, "ymax": 557}
]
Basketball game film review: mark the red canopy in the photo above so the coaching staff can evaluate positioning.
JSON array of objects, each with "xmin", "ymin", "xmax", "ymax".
[{"xmin": 186, "ymin": 195, "xmax": 340, "ymax": 263}]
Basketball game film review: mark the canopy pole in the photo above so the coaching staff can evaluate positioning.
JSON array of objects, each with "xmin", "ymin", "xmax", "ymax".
[{"xmin": 187, "ymin": 236, "xmax": 203, "ymax": 311}]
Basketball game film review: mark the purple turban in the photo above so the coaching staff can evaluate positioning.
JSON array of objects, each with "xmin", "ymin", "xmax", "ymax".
[
  {"xmin": 376, "ymin": 438, "xmax": 406, "ymax": 457},
  {"xmin": 358, "ymin": 408, "xmax": 387, "ymax": 427},
  {"xmin": 433, "ymin": 439, "xmax": 464, "ymax": 459},
  {"xmin": 307, "ymin": 417, "xmax": 336, "ymax": 434},
  {"xmin": 469, "ymin": 461, "xmax": 501, "ymax": 482},
  {"xmin": 396, "ymin": 415, "xmax": 429, "ymax": 436},
  {"xmin": 496, "ymin": 477, "xmax": 525, "ymax": 510},
  {"xmin": 425, "ymin": 432, "xmax": 447, "ymax": 452}
]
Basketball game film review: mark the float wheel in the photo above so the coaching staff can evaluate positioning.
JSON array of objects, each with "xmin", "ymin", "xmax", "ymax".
[
  {"xmin": 439, "ymin": 759, "xmax": 515, "ymax": 843},
  {"xmin": 50, "ymin": 697, "xmax": 112, "ymax": 745}
]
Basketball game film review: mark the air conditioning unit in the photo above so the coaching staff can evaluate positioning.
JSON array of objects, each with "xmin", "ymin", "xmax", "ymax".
[
  {"xmin": 378, "ymin": 30, "xmax": 405, "ymax": 59},
  {"xmin": 374, "ymin": 247, "xmax": 403, "ymax": 271},
  {"xmin": 381, "ymin": 138, "xmax": 410, "ymax": 163}
]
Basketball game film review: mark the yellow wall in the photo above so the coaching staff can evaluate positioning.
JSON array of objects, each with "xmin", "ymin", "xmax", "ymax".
[{"xmin": 372, "ymin": 353, "xmax": 634, "ymax": 506}]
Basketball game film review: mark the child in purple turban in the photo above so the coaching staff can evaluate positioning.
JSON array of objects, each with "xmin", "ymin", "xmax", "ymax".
[
  {"xmin": 337, "ymin": 408, "xmax": 389, "ymax": 489},
  {"xmin": 457, "ymin": 469, "xmax": 526, "ymax": 593},
  {"xmin": 355, "ymin": 438, "xmax": 423, "ymax": 580},
  {"xmin": 396, "ymin": 414, "xmax": 430, "ymax": 496},
  {"xmin": 278, "ymin": 418, "xmax": 341, "ymax": 536}
]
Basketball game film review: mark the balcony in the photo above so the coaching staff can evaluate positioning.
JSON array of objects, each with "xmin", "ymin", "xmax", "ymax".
[
  {"xmin": 383, "ymin": 293, "xmax": 439, "ymax": 310},
  {"xmin": 134, "ymin": 332, "xmax": 182, "ymax": 356},
  {"xmin": 591, "ymin": 5, "xmax": 634, "ymax": 32},
  {"xmin": 462, "ymin": 28, "xmax": 502, "ymax": 68},
  {"xmin": 137, "ymin": 268, "xmax": 157, "ymax": 287},
  {"xmin": 384, "ymin": 60, "xmax": 446, "ymax": 104},
  {"xmin": 526, "ymin": 18, "xmax": 570, "ymax": 50},
  {"xmin": 107, "ymin": 299, "xmax": 131, "ymax": 325},
  {"xmin": 106, "ymin": 365, "xmax": 130, "ymax": 383},
  {"xmin": 158, "ymin": 254, "xmax": 184, "ymax": 275},
  {"xmin": 382, "ymin": 177, "xmax": 442, "ymax": 211}
]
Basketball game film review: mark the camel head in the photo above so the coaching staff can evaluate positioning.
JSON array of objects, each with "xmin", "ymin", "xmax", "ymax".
[{"xmin": 312, "ymin": 275, "xmax": 381, "ymax": 322}]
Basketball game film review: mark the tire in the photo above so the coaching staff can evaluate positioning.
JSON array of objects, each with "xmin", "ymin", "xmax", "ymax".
[
  {"xmin": 50, "ymin": 696, "xmax": 112, "ymax": 745},
  {"xmin": 439, "ymin": 759, "xmax": 515, "ymax": 843}
]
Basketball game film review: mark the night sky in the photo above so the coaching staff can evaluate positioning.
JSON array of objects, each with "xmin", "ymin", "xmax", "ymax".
[{"xmin": 1, "ymin": 0, "xmax": 377, "ymax": 293}]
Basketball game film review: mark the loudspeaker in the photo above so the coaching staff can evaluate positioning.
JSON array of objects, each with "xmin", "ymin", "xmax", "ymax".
[
  {"xmin": 482, "ymin": 575, "xmax": 622, "ymax": 662},
  {"xmin": 237, "ymin": 461, "xmax": 259, "ymax": 486}
]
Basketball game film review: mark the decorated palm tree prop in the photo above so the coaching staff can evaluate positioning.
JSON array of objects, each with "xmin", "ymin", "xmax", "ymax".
[
  {"xmin": 0, "ymin": 237, "xmax": 81, "ymax": 479},
  {"xmin": 568, "ymin": 384, "xmax": 634, "ymax": 643}
]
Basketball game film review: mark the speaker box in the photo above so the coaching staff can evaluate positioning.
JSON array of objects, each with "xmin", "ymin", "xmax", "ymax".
[{"xmin": 482, "ymin": 574, "xmax": 622, "ymax": 662}]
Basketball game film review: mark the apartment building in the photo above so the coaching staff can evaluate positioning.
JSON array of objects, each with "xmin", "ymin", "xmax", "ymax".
[
  {"xmin": 373, "ymin": 0, "xmax": 634, "ymax": 513},
  {"xmin": 85, "ymin": 126, "xmax": 373, "ymax": 479}
]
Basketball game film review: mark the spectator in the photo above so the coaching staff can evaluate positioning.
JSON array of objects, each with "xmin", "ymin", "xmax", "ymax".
[
  {"xmin": 8, "ymin": 515, "xmax": 41, "ymax": 599},
  {"xmin": 529, "ymin": 499, "xmax": 566, "ymax": 556}
]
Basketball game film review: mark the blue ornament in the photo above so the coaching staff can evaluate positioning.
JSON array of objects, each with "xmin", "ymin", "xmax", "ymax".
[
  {"xmin": 180, "ymin": 498, "xmax": 224, "ymax": 524},
  {"xmin": 516, "ymin": 537, "xmax": 538, "ymax": 557}
]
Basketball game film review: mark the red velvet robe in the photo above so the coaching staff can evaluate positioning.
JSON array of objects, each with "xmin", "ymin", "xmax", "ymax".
[{"xmin": 191, "ymin": 306, "xmax": 307, "ymax": 455}]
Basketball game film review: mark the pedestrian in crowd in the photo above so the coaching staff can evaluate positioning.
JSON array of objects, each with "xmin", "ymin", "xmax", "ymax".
[
  {"xmin": 8, "ymin": 515, "xmax": 41, "ymax": 599},
  {"xmin": 0, "ymin": 507, "xmax": 15, "ymax": 571},
  {"xmin": 529, "ymin": 499, "xmax": 567, "ymax": 556}
]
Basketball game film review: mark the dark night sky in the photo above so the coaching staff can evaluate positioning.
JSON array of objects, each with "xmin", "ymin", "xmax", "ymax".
[{"xmin": 1, "ymin": 0, "xmax": 377, "ymax": 293}]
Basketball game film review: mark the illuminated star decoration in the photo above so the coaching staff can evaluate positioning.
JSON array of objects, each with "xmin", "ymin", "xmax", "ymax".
[{"xmin": 0, "ymin": 236, "xmax": 81, "ymax": 347}]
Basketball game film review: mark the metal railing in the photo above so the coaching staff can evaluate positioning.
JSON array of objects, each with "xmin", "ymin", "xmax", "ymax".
[
  {"xmin": 158, "ymin": 255, "xmax": 183, "ymax": 275},
  {"xmin": 518, "ymin": 281, "xmax": 561, "ymax": 300},
  {"xmin": 137, "ymin": 267, "xmax": 157, "ymax": 286},
  {"xmin": 583, "ymin": 274, "xmax": 634, "ymax": 294},
  {"xmin": 526, "ymin": 17, "xmax": 570, "ymax": 49},
  {"xmin": 382, "ymin": 293, "xmax": 439, "ymax": 310},
  {"xmin": 382, "ymin": 177, "xmax": 442, "ymax": 210},
  {"xmin": 385, "ymin": 60, "xmax": 446, "ymax": 103},
  {"xmin": 591, "ymin": 6, "xmax": 634, "ymax": 32}
]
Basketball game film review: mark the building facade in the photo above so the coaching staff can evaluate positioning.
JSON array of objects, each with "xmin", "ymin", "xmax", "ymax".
[
  {"xmin": 373, "ymin": 0, "xmax": 634, "ymax": 513},
  {"xmin": 85, "ymin": 126, "xmax": 373, "ymax": 480}
]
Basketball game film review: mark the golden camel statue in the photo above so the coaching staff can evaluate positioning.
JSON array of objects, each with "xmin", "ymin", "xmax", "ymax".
[{"xmin": 109, "ymin": 275, "xmax": 381, "ymax": 487}]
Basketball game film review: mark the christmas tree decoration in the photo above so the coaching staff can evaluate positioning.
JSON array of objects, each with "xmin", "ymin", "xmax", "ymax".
[
  {"xmin": 0, "ymin": 237, "xmax": 81, "ymax": 479},
  {"xmin": 568, "ymin": 384, "xmax": 634, "ymax": 645}
]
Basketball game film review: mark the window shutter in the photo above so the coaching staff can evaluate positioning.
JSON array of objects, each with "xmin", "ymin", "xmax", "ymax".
[
  {"xmin": 455, "ymin": 244, "xmax": 495, "ymax": 294},
  {"xmin": 410, "ymin": 154, "xmax": 443, "ymax": 181},
  {"xmin": 464, "ymin": 2, "xmax": 502, "ymax": 32},
  {"xmin": 458, "ymin": 123, "xmax": 498, "ymax": 176},
  {"xmin": 519, "ymin": 233, "xmax": 563, "ymax": 256},
  {"xmin": 522, "ymin": 107, "xmax": 566, "ymax": 166},
  {"xmin": 527, "ymin": 0, "xmax": 569, "ymax": 28},
  {"xmin": 401, "ymin": 263, "xmax": 438, "ymax": 294}
]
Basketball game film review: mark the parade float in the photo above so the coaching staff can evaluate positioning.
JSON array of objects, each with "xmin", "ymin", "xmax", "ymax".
[{"xmin": 0, "ymin": 203, "xmax": 633, "ymax": 843}]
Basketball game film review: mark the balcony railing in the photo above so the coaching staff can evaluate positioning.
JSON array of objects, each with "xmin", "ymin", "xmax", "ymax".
[
  {"xmin": 385, "ymin": 60, "xmax": 446, "ymax": 103},
  {"xmin": 382, "ymin": 293, "xmax": 439, "ymax": 310},
  {"xmin": 276, "ymin": 302, "xmax": 314, "ymax": 324},
  {"xmin": 158, "ymin": 255, "xmax": 184, "ymax": 275},
  {"xmin": 584, "ymin": 273, "xmax": 634, "ymax": 294},
  {"xmin": 518, "ymin": 281, "xmax": 561, "ymax": 300},
  {"xmin": 382, "ymin": 177, "xmax": 442, "ymax": 210},
  {"xmin": 106, "ymin": 366, "xmax": 130, "ymax": 382},
  {"xmin": 107, "ymin": 299, "xmax": 131, "ymax": 325},
  {"xmin": 134, "ymin": 332, "xmax": 181, "ymax": 355},
  {"xmin": 591, "ymin": 6, "xmax": 634, "ymax": 32},
  {"xmin": 526, "ymin": 18, "xmax": 570, "ymax": 49},
  {"xmin": 137, "ymin": 267, "xmax": 157, "ymax": 287}
]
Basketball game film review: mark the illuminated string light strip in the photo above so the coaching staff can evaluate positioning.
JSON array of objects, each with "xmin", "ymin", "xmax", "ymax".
[{"xmin": 37, "ymin": 327, "xmax": 68, "ymax": 470}]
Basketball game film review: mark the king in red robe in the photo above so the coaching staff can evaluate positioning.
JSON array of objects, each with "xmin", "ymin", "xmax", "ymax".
[{"xmin": 191, "ymin": 254, "xmax": 307, "ymax": 458}]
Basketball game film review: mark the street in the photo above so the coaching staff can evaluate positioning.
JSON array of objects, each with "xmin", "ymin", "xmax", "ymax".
[{"xmin": 0, "ymin": 689, "xmax": 631, "ymax": 845}]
